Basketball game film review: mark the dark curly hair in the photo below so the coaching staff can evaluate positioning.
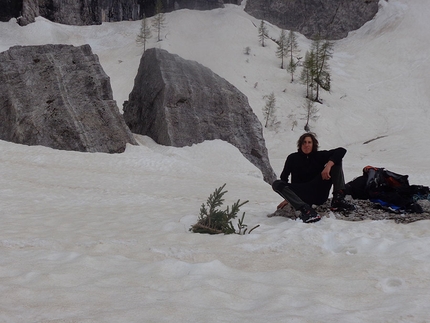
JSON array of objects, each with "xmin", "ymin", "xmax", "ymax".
[{"xmin": 297, "ymin": 132, "xmax": 319, "ymax": 152}]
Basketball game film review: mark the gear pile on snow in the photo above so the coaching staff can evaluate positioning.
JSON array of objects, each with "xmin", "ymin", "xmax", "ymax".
[
  {"xmin": 268, "ymin": 165, "xmax": 430, "ymax": 224},
  {"xmin": 267, "ymin": 198, "xmax": 430, "ymax": 224},
  {"xmin": 345, "ymin": 166, "xmax": 429, "ymax": 214}
]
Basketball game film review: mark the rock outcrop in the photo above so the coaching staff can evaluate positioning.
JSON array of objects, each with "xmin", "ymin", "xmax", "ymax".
[
  {"xmin": 245, "ymin": 0, "xmax": 380, "ymax": 40},
  {"xmin": 3, "ymin": 0, "xmax": 226, "ymax": 26},
  {"xmin": 0, "ymin": 0, "xmax": 22, "ymax": 22},
  {"xmin": 123, "ymin": 48, "xmax": 276, "ymax": 184},
  {"xmin": 0, "ymin": 44, "xmax": 137, "ymax": 153},
  {"xmin": 19, "ymin": 0, "xmax": 40, "ymax": 26},
  {"xmin": 2, "ymin": 0, "xmax": 379, "ymax": 40}
]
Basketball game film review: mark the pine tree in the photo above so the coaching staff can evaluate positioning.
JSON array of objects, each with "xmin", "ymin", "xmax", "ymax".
[
  {"xmin": 190, "ymin": 184, "xmax": 257, "ymax": 235},
  {"xmin": 286, "ymin": 30, "xmax": 300, "ymax": 82},
  {"xmin": 302, "ymin": 98, "xmax": 319, "ymax": 131},
  {"xmin": 310, "ymin": 37, "xmax": 334, "ymax": 102},
  {"xmin": 258, "ymin": 20, "xmax": 268, "ymax": 47},
  {"xmin": 276, "ymin": 29, "xmax": 288, "ymax": 69},
  {"xmin": 152, "ymin": 0, "xmax": 166, "ymax": 42},
  {"xmin": 136, "ymin": 15, "xmax": 152, "ymax": 52},
  {"xmin": 300, "ymin": 50, "xmax": 316, "ymax": 100},
  {"xmin": 262, "ymin": 92, "xmax": 277, "ymax": 128}
]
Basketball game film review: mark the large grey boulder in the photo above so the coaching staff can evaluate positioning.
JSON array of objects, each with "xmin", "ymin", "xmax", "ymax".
[
  {"xmin": 123, "ymin": 48, "xmax": 276, "ymax": 184},
  {"xmin": 0, "ymin": 44, "xmax": 137, "ymax": 153},
  {"xmin": 245, "ymin": 0, "xmax": 380, "ymax": 40}
]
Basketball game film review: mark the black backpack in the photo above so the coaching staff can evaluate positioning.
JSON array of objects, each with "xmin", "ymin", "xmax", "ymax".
[{"xmin": 346, "ymin": 166, "xmax": 429, "ymax": 212}]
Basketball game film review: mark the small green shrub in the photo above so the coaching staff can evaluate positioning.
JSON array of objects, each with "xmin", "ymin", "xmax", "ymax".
[{"xmin": 190, "ymin": 184, "xmax": 259, "ymax": 235}]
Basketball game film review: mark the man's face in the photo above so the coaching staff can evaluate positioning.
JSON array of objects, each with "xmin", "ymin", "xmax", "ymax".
[{"xmin": 301, "ymin": 136, "xmax": 313, "ymax": 155}]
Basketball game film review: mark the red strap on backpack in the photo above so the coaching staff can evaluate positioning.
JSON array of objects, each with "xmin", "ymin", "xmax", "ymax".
[{"xmin": 363, "ymin": 165, "xmax": 379, "ymax": 173}]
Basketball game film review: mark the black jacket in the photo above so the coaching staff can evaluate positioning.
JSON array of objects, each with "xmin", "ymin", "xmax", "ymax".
[{"xmin": 280, "ymin": 147, "xmax": 346, "ymax": 184}]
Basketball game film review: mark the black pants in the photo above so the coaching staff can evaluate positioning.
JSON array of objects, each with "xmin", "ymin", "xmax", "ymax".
[{"xmin": 272, "ymin": 164, "xmax": 346, "ymax": 210}]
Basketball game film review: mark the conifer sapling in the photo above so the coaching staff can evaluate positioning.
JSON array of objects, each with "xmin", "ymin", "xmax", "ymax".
[{"xmin": 190, "ymin": 184, "xmax": 259, "ymax": 235}]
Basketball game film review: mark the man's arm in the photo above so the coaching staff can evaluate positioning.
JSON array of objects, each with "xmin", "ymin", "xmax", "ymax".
[
  {"xmin": 321, "ymin": 160, "xmax": 335, "ymax": 180},
  {"xmin": 279, "ymin": 154, "xmax": 294, "ymax": 182},
  {"xmin": 319, "ymin": 148, "xmax": 346, "ymax": 180},
  {"xmin": 328, "ymin": 147, "xmax": 347, "ymax": 164}
]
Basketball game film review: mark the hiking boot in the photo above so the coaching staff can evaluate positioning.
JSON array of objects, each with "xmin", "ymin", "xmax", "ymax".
[
  {"xmin": 331, "ymin": 190, "xmax": 356, "ymax": 212},
  {"xmin": 299, "ymin": 204, "xmax": 321, "ymax": 223}
]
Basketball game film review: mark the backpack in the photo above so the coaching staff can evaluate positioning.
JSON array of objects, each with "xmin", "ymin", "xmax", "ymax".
[
  {"xmin": 364, "ymin": 166, "xmax": 409, "ymax": 191},
  {"xmin": 346, "ymin": 166, "xmax": 429, "ymax": 213}
]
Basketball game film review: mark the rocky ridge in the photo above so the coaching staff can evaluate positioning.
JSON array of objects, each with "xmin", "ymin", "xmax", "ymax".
[
  {"xmin": 245, "ymin": 0, "xmax": 380, "ymax": 40},
  {"xmin": 1, "ymin": 0, "xmax": 380, "ymax": 40}
]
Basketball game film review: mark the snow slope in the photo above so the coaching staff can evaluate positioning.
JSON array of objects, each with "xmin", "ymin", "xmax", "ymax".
[{"xmin": 1, "ymin": 0, "xmax": 430, "ymax": 322}]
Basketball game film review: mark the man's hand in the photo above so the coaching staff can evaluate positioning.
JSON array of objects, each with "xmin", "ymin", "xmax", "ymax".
[
  {"xmin": 277, "ymin": 200, "xmax": 289, "ymax": 209},
  {"xmin": 321, "ymin": 160, "xmax": 334, "ymax": 180}
]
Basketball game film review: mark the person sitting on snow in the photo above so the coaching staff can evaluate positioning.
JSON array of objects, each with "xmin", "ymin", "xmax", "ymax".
[{"xmin": 272, "ymin": 132, "xmax": 355, "ymax": 223}]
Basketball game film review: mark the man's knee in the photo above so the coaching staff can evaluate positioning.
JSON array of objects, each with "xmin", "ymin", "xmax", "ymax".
[
  {"xmin": 330, "ymin": 163, "xmax": 343, "ymax": 174},
  {"xmin": 272, "ymin": 179, "xmax": 286, "ymax": 192}
]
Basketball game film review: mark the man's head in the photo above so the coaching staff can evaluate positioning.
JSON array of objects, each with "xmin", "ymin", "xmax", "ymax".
[{"xmin": 297, "ymin": 132, "xmax": 319, "ymax": 154}]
